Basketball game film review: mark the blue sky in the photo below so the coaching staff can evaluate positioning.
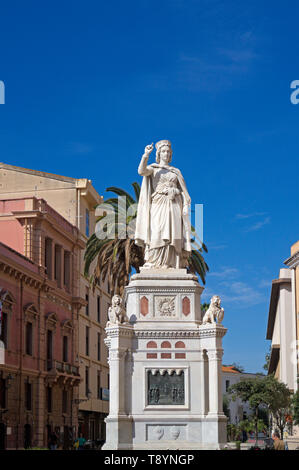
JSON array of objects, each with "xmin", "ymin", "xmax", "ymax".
[{"xmin": 1, "ymin": 0, "xmax": 299, "ymax": 372}]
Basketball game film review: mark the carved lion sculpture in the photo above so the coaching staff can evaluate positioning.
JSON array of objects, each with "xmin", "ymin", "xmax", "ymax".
[
  {"xmin": 202, "ymin": 295, "xmax": 224, "ymax": 325},
  {"xmin": 107, "ymin": 294, "xmax": 128, "ymax": 326}
]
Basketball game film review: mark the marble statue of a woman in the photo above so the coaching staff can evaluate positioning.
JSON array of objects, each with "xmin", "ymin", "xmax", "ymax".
[{"xmin": 135, "ymin": 140, "xmax": 192, "ymax": 269}]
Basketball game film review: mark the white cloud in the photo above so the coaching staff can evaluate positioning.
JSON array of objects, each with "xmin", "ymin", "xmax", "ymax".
[
  {"xmin": 245, "ymin": 216, "xmax": 271, "ymax": 232},
  {"xmin": 235, "ymin": 212, "xmax": 267, "ymax": 219},
  {"xmin": 202, "ymin": 280, "xmax": 266, "ymax": 307},
  {"xmin": 208, "ymin": 267, "xmax": 238, "ymax": 278}
]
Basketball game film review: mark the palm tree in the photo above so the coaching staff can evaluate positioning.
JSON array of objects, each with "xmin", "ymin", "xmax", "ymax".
[{"xmin": 84, "ymin": 183, "xmax": 209, "ymax": 295}]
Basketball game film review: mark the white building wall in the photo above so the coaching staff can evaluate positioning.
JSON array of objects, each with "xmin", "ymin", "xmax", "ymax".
[
  {"xmin": 222, "ymin": 372, "xmax": 257, "ymax": 424},
  {"xmin": 278, "ymin": 269, "xmax": 294, "ymax": 389}
]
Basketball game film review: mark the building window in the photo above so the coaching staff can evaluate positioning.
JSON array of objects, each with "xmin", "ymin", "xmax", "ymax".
[
  {"xmin": 62, "ymin": 390, "xmax": 68, "ymax": 414},
  {"xmin": 97, "ymin": 296, "xmax": 101, "ymax": 323},
  {"xmin": 85, "ymin": 367, "xmax": 89, "ymax": 397},
  {"xmin": 47, "ymin": 330, "xmax": 53, "ymax": 370},
  {"xmin": 85, "ymin": 289, "xmax": 89, "ymax": 317},
  {"xmin": 107, "ymin": 374, "xmax": 110, "ymax": 390},
  {"xmin": 225, "ymin": 380, "xmax": 230, "ymax": 392},
  {"xmin": 85, "ymin": 326, "xmax": 90, "ymax": 357},
  {"xmin": 45, "ymin": 238, "xmax": 52, "ymax": 279},
  {"xmin": 46, "ymin": 386, "xmax": 52, "ymax": 413},
  {"xmin": 54, "ymin": 245, "xmax": 62, "ymax": 287},
  {"xmin": 0, "ymin": 312, "xmax": 8, "ymax": 348},
  {"xmin": 63, "ymin": 336, "xmax": 68, "ymax": 363},
  {"xmin": 0, "ymin": 378, "xmax": 6, "ymax": 409},
  {"xmin": 25, "ymin": 322, "xmax": 33, "ymax": 356},
  {"xmin": 64, "ymin": 251, "xmax": 71, "ymax": 291},
  {"xmin": 25, "ymin": 382, "xmax": 32, "ymax": 411},
  {"xmin": 97, "ymin": 333, "xmax": 101, "ymax": 361},
  {"xmin": 86, "ymin": 209, "xmax": 90, "ymax": 237},
  {"xmin": 97, "ymin": 371, "xmax": 101, "ymax": 399}
]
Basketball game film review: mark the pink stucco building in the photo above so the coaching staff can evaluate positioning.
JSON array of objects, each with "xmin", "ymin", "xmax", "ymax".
[{"xmin": 0, "ymin": 197, "xmax": 84, "ymax": 449}]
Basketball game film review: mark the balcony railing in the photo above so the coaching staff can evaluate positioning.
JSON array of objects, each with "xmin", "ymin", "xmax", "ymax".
[{"xmin": 47, "ymin": 360, "xmax": 79, "ymax": 376}]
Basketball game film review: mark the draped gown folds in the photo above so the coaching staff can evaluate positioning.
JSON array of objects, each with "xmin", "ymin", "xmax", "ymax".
[{"xmin": 135, "ymin": 155, "xmax": 192, "ymax": 269}]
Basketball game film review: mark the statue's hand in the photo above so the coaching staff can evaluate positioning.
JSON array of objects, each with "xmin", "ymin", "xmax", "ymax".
[{"xmin": 144, "ymin": 143, "xmax": 154, "ymax": 156}]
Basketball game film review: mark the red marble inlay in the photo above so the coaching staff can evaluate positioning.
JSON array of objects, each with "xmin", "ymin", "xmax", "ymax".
[
  {"xmin": 161, "ymin": 353, "xmax": 171, "ymax": 359},
  {"xmin": 140, "ymin": 296, "xmax": 149, "ymax": 316},
  {"xmin": 175, "ymin": 341, "xmax": 185, "ymax": 349},
  {"xmin": 182, "ymin": 296, "xmax": 191, "ymax": 316},
  {"xmin": 147, "ymin": 353, "xmax": 157, "ymax": 359},
  {"xmin": 175, "ymin": 353, "xmax": 186, "ymax": 359},
  {"xmin": 161, "ymin": 341, "xmax": 171, "ymax": 349},
  {"xmin": 146, "ymin": 341, "xmax": 157, "ymax": 349}
]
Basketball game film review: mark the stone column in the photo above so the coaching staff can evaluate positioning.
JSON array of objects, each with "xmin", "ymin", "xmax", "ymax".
[
  {"xmin": 35, "ymin": 376, "xmax": 45, "ymax": 447},
  {"xmin": 199, "ymin": 349, "xmax": 209, "ymax": 415},
  {"xmin": 103, "ymin": 324, "xmax": 134, "ymax": 450},
  {"xmin": 108, "ymin": 348, "xmax": 127, "ymax": 416},
  {"xmin": 208, "ymin": 349, "xmax": 224, "ymax": 416}
]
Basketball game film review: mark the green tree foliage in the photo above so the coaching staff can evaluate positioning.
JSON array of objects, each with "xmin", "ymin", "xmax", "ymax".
[
  {"xmin": 263, "ymin": 346, "xmax": 271, "ymax": 372},
  {"xmin": 227, "ymin": 423, "xmax": 241, "ymax": 442},
  {"xmin": 291, "ymin": 388, "xmax": 299, "ymax": 426},
  {"xmin": 201, "ymin": 303, "xmax": 209, "ymax": 314},
  {"xmin": 264, "ymin": 375, "xmax": 292, "ymax": 439},
  {"xmin": 228, "ymin": 375, "xmax": 291, "ymax": 443},
  {"xmin": 222, "ymin": 394, "xmax": 230, "ymax": 420}
]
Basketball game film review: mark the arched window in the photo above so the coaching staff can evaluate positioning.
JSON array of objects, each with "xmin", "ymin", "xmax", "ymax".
[
  {"xmin": 0, "ymin": 291, "xmax": 15, "ymax": 349},
  {"xmin": 24, "ymin": 304, "xmax": 38, "ymax": 357}
]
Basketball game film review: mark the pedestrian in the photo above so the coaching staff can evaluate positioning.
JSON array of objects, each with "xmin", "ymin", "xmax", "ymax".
[
  {"xmin": 272, "ymin": 431, "xmax": 285, "ymax": 450},
  {"xmin": 75, "ymin": 433, "xmax": 86, "ymax": 450},
  {"xmin": 48, "ymin": 432, "xmax": 58, "ymax": 450}
]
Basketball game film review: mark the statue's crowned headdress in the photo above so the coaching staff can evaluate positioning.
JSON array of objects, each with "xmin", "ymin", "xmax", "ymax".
[{"xmin": 155, "ymin": 140, "xmax": 172, "ymax": 151}]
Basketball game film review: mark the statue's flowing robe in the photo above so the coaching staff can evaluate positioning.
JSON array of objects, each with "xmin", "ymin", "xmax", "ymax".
[{"xmin": 135, "ymin": 163, "xmax": 192, "ymax": 267}]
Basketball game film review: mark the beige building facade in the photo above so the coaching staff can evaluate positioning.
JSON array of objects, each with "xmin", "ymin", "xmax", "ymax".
[
  {"xmin": 0, "ymin": 163, "xmax": 110, "ymax": 440},
  {"xmin": 284, "ymin": 240, "xmax": 299, "ymax": 392},
  {"xmin": 266, "ymin": 268, "xmax": 296, "ymax": 390}
]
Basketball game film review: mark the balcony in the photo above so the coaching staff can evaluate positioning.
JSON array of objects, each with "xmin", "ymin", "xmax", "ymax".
[{"xmin": 46, "ymin": 360, "xmax": 81, "ymax": 386}]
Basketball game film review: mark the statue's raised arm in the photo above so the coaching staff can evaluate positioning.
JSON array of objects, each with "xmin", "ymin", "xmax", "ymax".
[{"xmin": 138, "ymin": 143, "xmax": 154, "ymax": 176}]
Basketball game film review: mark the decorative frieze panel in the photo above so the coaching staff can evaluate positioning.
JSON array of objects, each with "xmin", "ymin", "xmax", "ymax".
[
  {"xmin": 154, "ymin": 296, "xmax": 176, "ymax": 318},
  {"xmin": 146, "ymin": 424, "xmax": 186, "ymax": 441}
]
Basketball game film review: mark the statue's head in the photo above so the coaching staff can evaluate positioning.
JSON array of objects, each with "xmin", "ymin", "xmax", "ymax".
[
  {"xmin": 112, "ymin": 294, "xmax": 122, "ymax": 307},
  {"xmin": 210, "ymin": 295, "xmax": 221, "ymax": 307},
  {"xmin": 155, "ymin": 140, "xmax": 172, "ymax": 164}
]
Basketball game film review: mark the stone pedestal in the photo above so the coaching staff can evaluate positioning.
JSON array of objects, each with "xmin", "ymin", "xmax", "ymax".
[{"xmin": 103, "ymin": 269, "xmax": 227, "ymax": 450}]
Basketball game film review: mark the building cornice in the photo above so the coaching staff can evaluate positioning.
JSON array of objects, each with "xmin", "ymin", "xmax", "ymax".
[
  {"xmin": 268, "ymin": 345, "xmax": 280, "ymax": 375},
  {"xmin": 284, "ymin": 251, "xmax": 299, "ymax": 269},
  {"xmin": 266, "ymin": 277, "xmax": 291, "ymax": 340},
  {"xmin": 0, "ymin": 162, "xmax": 77, "ymax": 183}
]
